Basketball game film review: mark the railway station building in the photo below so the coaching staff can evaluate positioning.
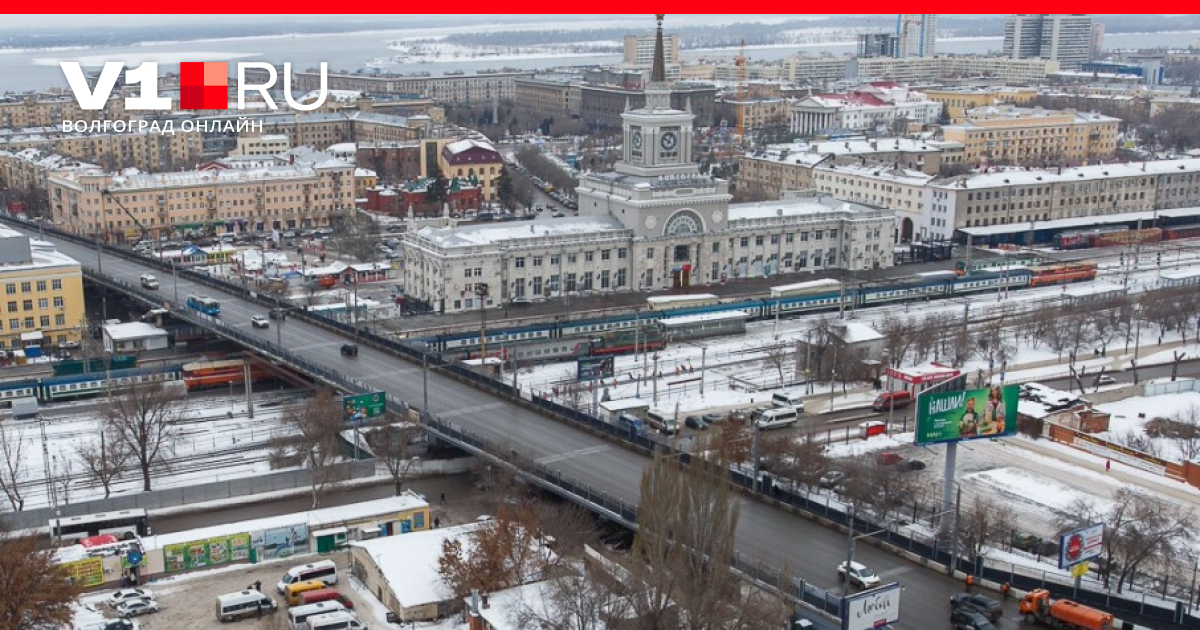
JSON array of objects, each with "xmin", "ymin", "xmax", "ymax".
[{"xmin": 402, "ymin": 17, "xmax": 893, "ymax": 314}]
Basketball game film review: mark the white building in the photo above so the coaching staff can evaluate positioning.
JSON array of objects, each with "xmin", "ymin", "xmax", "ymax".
[
  {"xmin": 810, "ymin": 162, "xmax": 940, "ymax": 243},
  {"xmin": 896, "ymin": 15, "xmax": 938, "ymax": 58},
  {"xmin": 1003, "ymin": 14, "xmax": 1094, "ymax": 70},
  {"xmin": 402, "ymin": 18, "xmax": 894, "ymax": 315},
  {"xmin": 790, "ymin": 84, "xmax": 943, "ymax": 136},
  {"xmin": 102, "ymin": 322, "xmax": 169, "ymax": 353}
]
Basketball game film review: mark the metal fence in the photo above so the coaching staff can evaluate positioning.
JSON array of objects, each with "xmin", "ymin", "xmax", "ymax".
[
  {"xmin": 1145, "ymin": 378, "xmax": 1200, "ymax": 397},
  {"xmin": 4, "ymin": 460, "xmax": 375, "ymax": 531}
]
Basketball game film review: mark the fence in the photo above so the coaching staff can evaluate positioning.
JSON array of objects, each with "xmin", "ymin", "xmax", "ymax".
[
  {"xmin": 4, "ymin": 460, "xmax": 376, "ymax": 531},
  {"xmin": 10, "ymin": 217, "xmax": 1198, "ymax": 628}
]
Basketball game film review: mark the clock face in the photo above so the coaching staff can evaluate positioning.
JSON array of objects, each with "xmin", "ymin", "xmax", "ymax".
[
  {"xmin": 631, "ymin": 131, "xmax": 643, "ymax": 150},
  {"xmin": 660, "ymin": 131, "xmax": 679, "ymax": 152},
  {"xmin": 711, "ymin": 210, "xmax": 724, "ymax": 224},
  {"xmin": 644, "ymin": 215, "xmax": 657, "ymax": 230}
]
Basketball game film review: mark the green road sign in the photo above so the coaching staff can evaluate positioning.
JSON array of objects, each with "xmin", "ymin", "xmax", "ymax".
[{"xmin": 344, "ymin": 392, "xmax": 387, "ymax": 422}]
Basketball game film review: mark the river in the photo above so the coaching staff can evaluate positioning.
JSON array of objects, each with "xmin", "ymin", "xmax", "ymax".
[{"xmin": 0, "ymin": 29, "xmax": 1197, "ymax": 94}]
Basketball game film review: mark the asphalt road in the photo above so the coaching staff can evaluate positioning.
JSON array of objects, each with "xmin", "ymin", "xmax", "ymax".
[{"xmin": 26, "ymin": 227, "xmax": 1049, "ymax": 629}]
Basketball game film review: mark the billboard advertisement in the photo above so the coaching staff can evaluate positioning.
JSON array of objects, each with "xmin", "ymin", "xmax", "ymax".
[
  {"xmin": 576, "ymin": 356, "xmax": 614, "ymax": 381},
  {"xmin": 163, "ymin": 533, "xmax": 251, "ymax": 572},
  {"xmin": 251, "ymin": 523, "xmax": 310, "ymax": 560},
  {"xmin": 344, "ymin": 392, "xmax": 386, "ymax": 422},
  {"xmin": 915, "ymin": 384, "xmax": 1018, "ymax": 445},
  {"xmin": 841, "ymin": 582, "xmax": 902, "ymax": 630},
  {"xmin": 1059, "ymin": 523, "xmax": 1104, "ymax": 570}
]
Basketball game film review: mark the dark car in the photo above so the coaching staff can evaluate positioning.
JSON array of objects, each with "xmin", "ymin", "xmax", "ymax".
[
  {"xmin": 268, "ymin": 308, "xmax": 286, "ymax": 320},
  {"xmin": 898, "ymin": 460, "xmax": 927, "ymax": 473},
  {"xmin": 950, "ymin": 608, "xmax": 995, "ymax": 630},
  {"xmin": 702, "ymin": 412, "xmax": 726, "ymax": 424},
  {"xmin": 340, "ymin": 343, "xmax": 359, "ymax": 357},
  {"xmin": 684, "ymin": 416, "xmax": 709, "ymax": 430},
  {"xmin": 951, "ymin": 592, "xmax": 1003, "ymax": 622}
]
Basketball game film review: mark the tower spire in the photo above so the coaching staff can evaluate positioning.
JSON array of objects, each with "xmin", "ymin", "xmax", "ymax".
[{"xmin": 651, "ymin": 14, "xmax": 667, "ymax": 84}]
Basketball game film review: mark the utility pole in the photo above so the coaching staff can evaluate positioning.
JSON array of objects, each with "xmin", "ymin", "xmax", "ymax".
[
  {"xmin": 243, "ymin": 361, "xmax": 254, "ymax": 419},
  {"xmin": 422, "ymin": 351, "xmax": 429, "ymax": 414},
  {"xmin": 652, "ymin": 353, "xmax": 660, "ymax": 406},
  {"xmin": 635, "ymin": 310, "xmax": 642, "ymax": 398},
  {"xmin": 700, "ymin": 346, "xmax": 707, "ymax": 396},
  {"xmin": 844, "ymin": 505, "xmax": 855, "ymax": 595},
  {"xmin": 476, "ymin": 283, "xmax": 490, "ymax": 359}
]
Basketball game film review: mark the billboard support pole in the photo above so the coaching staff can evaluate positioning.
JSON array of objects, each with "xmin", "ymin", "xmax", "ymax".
[{"xmin": 1073, "ymin": 574, "xmax": 1081, "ymax": 600}]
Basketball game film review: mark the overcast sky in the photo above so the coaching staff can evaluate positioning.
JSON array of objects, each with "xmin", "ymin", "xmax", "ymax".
[{"xmin": 1, "ymin": 14, "xmax": 881, "ymax": 29}]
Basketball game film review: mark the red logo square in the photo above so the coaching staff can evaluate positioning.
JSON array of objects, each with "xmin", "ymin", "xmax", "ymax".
[{"xmin": 180, "ymin": 62, "xmax": 228, "ymax": 110}]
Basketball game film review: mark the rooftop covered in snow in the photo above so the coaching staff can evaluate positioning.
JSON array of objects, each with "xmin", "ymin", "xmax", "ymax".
[{"xmin": 409, "ymin": 217, "xmax": 631, "ymax": 250}]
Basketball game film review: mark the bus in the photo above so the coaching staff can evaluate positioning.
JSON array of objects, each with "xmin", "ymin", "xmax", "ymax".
[
  {"xmin": 186, "ymin": 294, "xmax": 221, "ymax": 316},
  {"xmin": 50, "ymin": 508, "xmax": 150, "ymax": 544}
]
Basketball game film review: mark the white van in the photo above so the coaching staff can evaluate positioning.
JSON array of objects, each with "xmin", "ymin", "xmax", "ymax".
[
  {"xmin": 277, "ymin": 560, "xmax": 338, "ymax": 594},
  {"xmin": 306, "ymin": 610, "xmax": 365, "ymax": 630},
  {"xmin": 645, "ymin": 409, "xmax": 679, "ymax": 435},
  {"xmin": 754, "ymin": 407, "xmax": 799, "ymax": 430},
  {"xmin": 287, "ymin": 601, "xmax": 348, "ymax": 630},
  {"xmin": 771, "ymin": 391, "xmax": 805, "ymax": 412},
  {"xmin": 215, "ymin": 590, "xmax": 278, "ymax": 622}
]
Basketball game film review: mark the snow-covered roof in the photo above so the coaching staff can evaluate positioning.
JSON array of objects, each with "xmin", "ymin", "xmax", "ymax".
[
  {"xmin": 598, "ymin": 398, "xmax": 650, "ymax": 412},
  {"xmin": 833, "ymin": 322, "xmax": 884, "ymax": 344},
  {"xmin": 103, "ymin": 322, "xmax": 167, "ymax": 341},
  {"xmin": 729, "ymin": 196, "xmax": 882, "ymax": 222},
  {"xmin": 659, "ymin": 310, "xmax": 750, "ymax": 327},
  {"xmin": 445, "ymin": 138, "xmax": 497, "ymax": 155},
  {"xmin": 0, "ymin": 229, "xmax": 81, "ymax": 270},
  {"xmin": 932, "ymin": 158, "xmax": 1200, "ymax": 191},
  {"xmin": 147, "ymin": 494, "xmax": 427, "ymax": 550},
  {"xmin": 816, "ymin": 162, "xmax": 934, "ymax": 185},
  {"xmin": 412, "ymin": 217, "xmax": 629, "ymax": 249},
  {"xmin": 745, "ymin": 137, "xmax": 946, "ymax": 166},
  {"xmin": 959, "ymin": 206, "xmax": 1200, "ymax": 236},
  {"xmin": 354, "ymin": 168, "xmax": 376, "ymax": 178},
  {"xmin": 351, "ymin": 523, "xmax": 486, "ymax": 609},
  {"xmin": 472, "ymin": 580, "xmax": 605, "ymax": 630}
]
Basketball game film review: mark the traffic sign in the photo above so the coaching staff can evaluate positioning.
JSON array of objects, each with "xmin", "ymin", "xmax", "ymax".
[
  {"xmin": 343, "ymin": 392, "xmax": 386, "ymax": 422},
  {"xmin": 126, "ymin": 550, "xmax": 143, "ymax": 567}
]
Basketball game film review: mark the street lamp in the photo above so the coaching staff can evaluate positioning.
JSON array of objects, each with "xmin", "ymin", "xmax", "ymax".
[{"xmin": 843, "ymin": 505, "xmax": 890, "ymax": 595}]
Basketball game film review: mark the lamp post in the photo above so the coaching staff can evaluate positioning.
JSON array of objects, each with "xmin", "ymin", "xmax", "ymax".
[
  {"xmin": 476, "ymin": 283, "xmax": 490, "ymax": 359},
  {"xmin": 843, "ymin": 506, "xmax": 890, "ymax": 595}
]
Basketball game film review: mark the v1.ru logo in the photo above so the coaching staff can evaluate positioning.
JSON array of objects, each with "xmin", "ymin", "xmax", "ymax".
[{"xmin": 180, "ymin": 61, "xmax": 229, "ymax": 110}]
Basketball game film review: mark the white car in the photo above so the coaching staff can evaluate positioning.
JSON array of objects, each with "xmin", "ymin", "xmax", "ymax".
[
  {"xmin": 1094, "ymin": 374, "xmax": 1117, "ymax": 386},
  {"xmin": 115, "ymin": 598, "xmax": 160, "ymax": 618},
  {"xmin": 837, "ymin": 561, "xmax": 881, "ymax": 590},
  {"xmin": 107, "ymin": 589, "xmax": 154, "ymax": 608},
  {"xmin": 251, "ymin": 315, "xmax": 270, "ymax": 329}
]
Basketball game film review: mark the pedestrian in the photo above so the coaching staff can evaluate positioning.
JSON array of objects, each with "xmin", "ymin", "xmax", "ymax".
[
  {"xmin": 440, "ymin": 491, "xmax": 446, "ymax": 505},
  {"xmin": 255, "ymin": 580, "xmax": 262, "ymax": 592},
  {"xmin": 1001, "ymin": 582, "xmax": 1011, "ymax": 599},
  {"xmin": 434, "ymin": 516, "xmax": 441, "ymax": 529},
  {"xmin": 964, "ymin": 575, "xmax": 974, "ymax": 592},
  {"xmin": 1105, "ymin": 460, "xmax": 1111, "ymax": 472}
]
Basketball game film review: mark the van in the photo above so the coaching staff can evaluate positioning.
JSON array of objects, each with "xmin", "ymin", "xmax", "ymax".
[
  {"xmin": 872, "ymin": 391, "xmax": 913, "ymax": 412},
  {"xmin": 306, "ymin": 611, "xmax": 365, "ymax": 630},
  {"xmin": 215, "ymin": 590, "xmax": 278, "ymax": 622},
  {"xmin": 646, "ymin": 409, "xmax": 679, "ymax": 435},
  {"xmin": 771, "ymin": 392, "xmax": 805, "ymax": 412},
  {"xmin": 298, "ymin": 588, "xmax": 354, "ymax": 609},
  {"xmin": 287, "ymin": 601, "xmax": 348, "ymax": 630},
  {"xmin": 277, "ymin": 560, "xmax": 338, "ymax": 594},
  {"xmin": 139, "ymin": 273, "xmax": 159, "ymax": 290},
  {"xmin": 284, "ymin": 580, "xmax": 327, "ymax": 606},
  {"xmin": 754, "ymin": 407, "xmax": 798, "ymax": 430},
  {"xmin": 617, "ymin": 413, "xmax": 647, "ymax": 437}
]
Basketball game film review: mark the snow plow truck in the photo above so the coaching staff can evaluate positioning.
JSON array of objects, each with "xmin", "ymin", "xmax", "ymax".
[{"xmin": 1020, "ymin": 589, "xmax": 1114, "ymax": 630}]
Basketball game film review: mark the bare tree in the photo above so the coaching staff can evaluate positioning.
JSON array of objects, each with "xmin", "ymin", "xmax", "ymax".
[
  {"xmin": 284, "ymin": 389, "xmax": 345, "ymax": 508},
  {"xmin": 364, "ymin": 422, "xmax": 422, "ymax": 496},
  {"xmin": 102, "ymin": 382, "xmax": 181, "ymax": 492},
  {"xmin": 0, "ymin": 524, "xmax": 82, "ymax": 629},
  {"xmin": 764, "ymin": 345, "xmax": 788, "ymax": 386},
  {"xmin": 330, "ymin": 210, "xmax": 381, "ymax": 263},
  {"xmin": 75, "ymin": 427, "xmax": 129, "ymax": 499},
  {"xmin": 1113, "ymin": 428, "xmax": 1162, "ymax": 458},
  {"xmin": 778, "ymin": 435, "xmax": 829, "ymax": 491},
  {"xmin": 958, "ymin": 496, "xmax": 1014, "ymax": 561},
  {"xmin": 52, "ymin": 450, "xmax": 74, "ymax": 506},
  {"xmin": 878, "ymin": 312, "xmax": 916, "ymax": 367},
  {"xmin": 0, "ymin": 423, "xmax": 28, "ymax": 511},
  {"xmin": 511, "ymin": 564, "xmax": 628, "ymax": 630},
  {"xmin": 437, "ymin": 501, "xmax": 554, "ymax": 604}
]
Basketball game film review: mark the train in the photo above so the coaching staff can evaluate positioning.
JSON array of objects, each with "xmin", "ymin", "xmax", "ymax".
[
  {"xmin": 422, "ymin": 261, "xmax": 1096, "ymax": 360},
  {"xmin": 1052, "ymin": 224, "xmax": 1200, "ymax": 251},
  {"xmin": 181, "ymin": 359, "xmax": 272, "ymax": 390}
]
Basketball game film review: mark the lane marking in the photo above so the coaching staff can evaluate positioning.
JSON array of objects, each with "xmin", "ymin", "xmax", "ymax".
[{"xmin": 536, "ymin": 445, "xmax": 611, "ymax": 465}]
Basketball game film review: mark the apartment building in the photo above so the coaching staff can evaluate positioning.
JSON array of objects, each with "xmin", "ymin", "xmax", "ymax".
[
  {"xmin": 291, "ymin": 70, "xmax": 534, "ymax": 105},
  {"xmin": 896, "ymin": 15, "xmax": 938, "ymax": 58},
  {"xmin": 737, "ymin": 138, "xmax": 956, "ymax": 198},
  {"xmin": 46, "ymin": 158, "xmax": 355, "ymax": 242},
  {"xmin": 849, "ymin": 56, "xmax": 1060, "ymax": 85},
  {"xmin": 0, "ymin": 126, "xmax": 202, "ymax": 172},
  {"xmin": 232, "ymin": 134, "xmax": 292, "ymax": 156},
  {"xmin": 942, "ymin": 105, "xmax": 1119, "ymax": 167},
  {"xmin": 0, "ymin": 93, "xmax": 126, "ymax": 129},
  {"xmin": 513, "ymin": 77, "xmax": 581, "ymax": 120},
  {"xmin": 578, "ymin": 82, "xmax": 716, "ymax": 129},
  {"xmin": 922, "ymin": 87, "xmax": 1039, "ymax": 122},
  {"xmin": 0, "ymin": 227, "xmax": 85, "ymax": 352},
  {"xmin": 810, "ymin": 162, "xmax": 938, "ymax": 242},
  {"xmin": 0, "ymin": 149, "xmax": 98, "ymax": 217},
  {"xmin": 1004, "ymin": 14, "xmax": 1094, "ymax": 70},
  {"xmin": 623, "ymin": 32, "xmax": 681, "ymax": 66}
]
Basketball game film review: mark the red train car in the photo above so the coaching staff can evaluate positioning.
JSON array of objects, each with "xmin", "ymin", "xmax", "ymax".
[
  {"xmin": 182, "ymin": 359, "xmax": 271, "ymax": 390},
  {"xmin": 1028, "ymin": 262, "xmax": 1098, "ymax": 287},
  {"xmin": 1092, "ymin": 228, "xmax": 1161, "ymax": 248},
  {"xmin": 1164, "ymin": 225, "xmax": 1200, "ymax": 241}
]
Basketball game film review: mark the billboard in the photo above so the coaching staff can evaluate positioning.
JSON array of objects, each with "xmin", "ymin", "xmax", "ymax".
[
  {"xmin": 344, "ymin": 392, "xmax": 386, "ymax": 422},
  {"xmin": 915, "ymin": 384, "xmax": 1018, "ymax": 445},
  {"xmin": 576, "ymin": 356, "xmax": 614, "ymax": 381},
  {"xmin": 163, "ymin": 533, "xmax": 251, "ymax": 572},
  {"xmin": 1059, "ymin": 523, "xmax": 1104, "ymax": 570},
  {"xmin": 841, "ymin": 582, "xmax": 902, "ymax": 630}
]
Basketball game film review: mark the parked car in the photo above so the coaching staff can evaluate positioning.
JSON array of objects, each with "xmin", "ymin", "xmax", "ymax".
[
  {"xmin": 836, "ymin": 561, "xmax": 880, "ymax": 590},
  {"xmin": 108, "ymin": 589, "xmax": 154, "ymax": 608},
  {"xmin": 702, "ymin": 412, "xmax": 726, "ymax": 424},
  {"xmin": 950, "ymin": 592, "xmax": 1003, "ymax": 622},
  {"xmin": 684, "ymin": 416, "xmax": 709, "ymax": 430},
  {"xmin": 341, "ymin": 344, "xmax": 359, "ymax": 357},
  {"xmin": 552, "ymin": 211, "xmax": 566, "ymax": 218},
  {"xmin": 818, "ymin": 471, "xmax": 845, "ymax": 489},
  {"xmin": 950, "ymin": 608, "xmax": 996, "ymax": 630},
  {"xmin": 251, "ymin": 315, "xmax": 270, "ymax": 329},
  {"xmin": 1094, "ymin": 374, "xmax": 1117, "ymax": 386},
  {"xmin": 115, "ymin": 599, "xmax": 160, "ymax": 618},
  {"xmin": 876, "ymin": 451, "xmax": 903, "ymax": 466},
  {"xmin": 897, "ymin": 460, "xmax": 927, "ymax": 473}
]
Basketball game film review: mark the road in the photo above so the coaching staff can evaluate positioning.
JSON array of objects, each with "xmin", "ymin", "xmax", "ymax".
[{"xmin": 19, "ymin": 226, "xmax": 1086, "ymax": 629}]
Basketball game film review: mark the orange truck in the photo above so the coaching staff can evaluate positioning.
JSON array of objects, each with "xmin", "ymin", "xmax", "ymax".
[{"xmin": 1020, "ymin": 589, "xmax": 1114, "ymax": 630}]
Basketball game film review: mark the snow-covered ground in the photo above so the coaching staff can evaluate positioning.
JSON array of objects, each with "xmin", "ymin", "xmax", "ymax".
[
  {"xmin": 1095, "ymin": 391, "xmax": 1200, "ymax": 464},
  {"xmin": 1, "ymin": 390, "xmax": 308, "ymax": 511}
]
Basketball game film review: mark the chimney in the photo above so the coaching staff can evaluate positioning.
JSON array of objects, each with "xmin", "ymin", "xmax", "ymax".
[{"xmin": 482, "ymin": 594, "xmax": 490, "ymax": 609}]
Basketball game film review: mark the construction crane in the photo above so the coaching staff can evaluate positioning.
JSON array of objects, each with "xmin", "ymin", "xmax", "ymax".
[
  {"xmin": 734, "ymin": 39, "xmax": 748, "ymax": 149},
  {"xmin": 102, "ymin": 189, "xmax": 151, "ymax": 246}
]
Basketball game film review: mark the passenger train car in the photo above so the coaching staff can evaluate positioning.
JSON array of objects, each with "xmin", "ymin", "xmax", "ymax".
[{"xmin": 0, "ymin": 364, "xmax": 184, "ymax": 404}]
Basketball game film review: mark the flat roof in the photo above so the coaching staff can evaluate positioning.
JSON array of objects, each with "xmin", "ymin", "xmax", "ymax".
[
  {"xmin": 659, "ymin": 310, "xmax": 750, "ymax": 326},
  {"xmin": 959, "ymin": 206, "xmax": 1200, "ymax": 237}
]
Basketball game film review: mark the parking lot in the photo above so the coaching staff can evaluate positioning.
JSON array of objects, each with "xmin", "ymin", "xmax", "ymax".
[{"xmin": 84, "ymin": 554, "xmax": 381, "ymax": 630}]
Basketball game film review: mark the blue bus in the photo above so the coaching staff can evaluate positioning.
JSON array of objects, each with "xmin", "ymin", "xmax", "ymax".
[{"xmin": 186, "ymin": 294, "xmax": 221, "ymax": 316}]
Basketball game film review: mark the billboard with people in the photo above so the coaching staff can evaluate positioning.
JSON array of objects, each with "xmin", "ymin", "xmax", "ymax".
[{"xmin": 915, "ymin": 384, "xmax": 1018, "ymax": 445}]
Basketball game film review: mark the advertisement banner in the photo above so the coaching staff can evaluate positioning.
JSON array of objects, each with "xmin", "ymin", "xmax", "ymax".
[
  {"xmin": 915, "ymin": 384, "xmax": 1018, "ymax": 445},
  {"xmin": 250, "ymin": 524, "xmax": 310, "ymax": 560},
  {"xmin": 64, "ymin": 557, "xmax": 105, "ymax": 588},
  {"xmin": 841, "ymin": 582, "xmax": 902, "ymax": 630},
  {"xmin": 1059, "ymin": 523, "xmax": 1105, "ymax": 570},
  {"xmin": 577, "ymin": 356, "xmax": 615, "ymax": 381},
  {"xmin": 163, "ymin": 533, "xmax": 250, "ymax": 572}
]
